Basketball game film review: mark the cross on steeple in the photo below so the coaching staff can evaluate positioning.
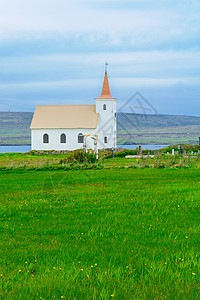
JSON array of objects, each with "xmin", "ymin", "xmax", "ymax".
[
  {"xmin": 105, "ymin": 61, "xmax": 108, "ymax": 73},
  {"xmin": 96, "ymin": 63, "xmax": 114, "ymax": 99}
]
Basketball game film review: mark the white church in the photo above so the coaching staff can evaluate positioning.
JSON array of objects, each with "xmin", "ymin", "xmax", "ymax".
[{"xmin": 30, "ymin": 69, "xmax": 117, "ymax": 151}]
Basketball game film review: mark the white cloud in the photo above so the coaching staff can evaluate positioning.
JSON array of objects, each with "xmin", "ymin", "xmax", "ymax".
[
  {"xmin": 1, "ymin": 50, "xmax": 200, "ymax": 80},
  {"xmin": 0, "ymin": 0, "xmax": 199, "ymax": 115},
  {"xmin": 0, "ymin": 0, "xmax": 199, "ymax": 50},
  {"xmin": 0, "ymin": 76, "xmax": 199, "ymax": 91}
]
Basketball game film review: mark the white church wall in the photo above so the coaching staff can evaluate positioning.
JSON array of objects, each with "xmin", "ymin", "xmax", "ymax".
[
  {"xmin": 95, "ymin": 99, "xmax": 117, "ymax": 148},
  {"xmin": 31, "ymin": 128, "xmax": 96, "ymax": 151}
]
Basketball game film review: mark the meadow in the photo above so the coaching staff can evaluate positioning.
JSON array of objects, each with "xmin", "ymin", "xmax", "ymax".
[
  {"xmin": 0, "ymin": 162, "xmax": 199, "ymax": 299},
  {"xmin": 0, "ymin": 146, "xmax": 199, "ymax": 171}
]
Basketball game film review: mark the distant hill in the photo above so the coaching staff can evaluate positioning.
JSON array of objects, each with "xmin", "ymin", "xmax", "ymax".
[
  {"xmin": 0, "ymin": 112, "xmax": 33, "ymax": 145},
  {"xmin": 0, "ymin": 111, "xmax": 199, "ymax": 145},
  {"xmin": 117, "ymin": 113, "xmax": 200, "ymax": 128},
  {"xmin": 117, "ymin": 113, "xmax": 200, "ymax": 145}
]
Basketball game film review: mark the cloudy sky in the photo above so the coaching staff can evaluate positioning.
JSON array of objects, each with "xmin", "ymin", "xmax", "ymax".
[{"xmin": 0, "ymin": 0, "xmax": 199, "ymax": 115}]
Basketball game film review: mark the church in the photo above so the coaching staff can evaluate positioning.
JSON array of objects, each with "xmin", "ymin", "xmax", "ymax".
[{"xmin": 30, "ymin": 69, "xmax": 117, "ymax": 151}]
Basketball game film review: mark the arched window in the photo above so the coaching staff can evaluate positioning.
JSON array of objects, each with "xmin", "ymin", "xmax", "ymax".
[
  {"xmin": 103, "ymin": 104, "xmax": 106, "ymax": 110},
  {"xmin": 104, "ymin": 136, "xmax": 107, "ymax": 143},
  {"xmin": 43, "ymin": 134, "xmax": 49, "ymax": 143},
  {"xmin": 60, "ymin": 133, "xmax": 66, "ymax": 143},
  {"xmin": 78, "ymin": 133, "xmax": 84, "ymax": 143}
]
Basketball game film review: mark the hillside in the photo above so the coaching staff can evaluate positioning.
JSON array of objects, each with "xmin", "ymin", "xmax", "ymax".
[
  {"xmin": 117, "ymin": 113, "xmax": 200, "ymax": 145},
  {"xmin": 0, "ymin": 112, "xmax": 33, "ymax": 145},
  {"xmin": 0, "ymin": 112, "xmax": 199, "ymax": 145}
]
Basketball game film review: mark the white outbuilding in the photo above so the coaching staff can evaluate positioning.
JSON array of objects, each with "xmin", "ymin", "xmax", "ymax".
[{"xmin": 30, "ymin": 69, "xmax": 117, "ymax": 150}]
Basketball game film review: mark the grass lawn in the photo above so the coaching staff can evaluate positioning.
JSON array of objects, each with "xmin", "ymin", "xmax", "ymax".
[
  {"xmin": 0, "ymin": 168, "xmax": 199, "ymax": 299},
  {"xmin": 0, "ymin": 150, "xmax": 199, "ymax": 170}
]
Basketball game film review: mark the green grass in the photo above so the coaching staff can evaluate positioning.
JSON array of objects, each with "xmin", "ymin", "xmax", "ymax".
[
  {"xmin": 0, "ymin": 150, "xmax": 199, "ymax": 171},
  {"xmin": 0, "ymin": 168, "xmax": 199, "ymax": 299},
  {"xmin": 0, "ymin": 152, "xmax": 69, "ymax": 169}
]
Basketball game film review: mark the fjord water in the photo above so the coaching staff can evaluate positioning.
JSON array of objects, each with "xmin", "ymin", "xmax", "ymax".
[{"xmin": 0, "ymin": 145, "xmax": 168, "ymax": 153}]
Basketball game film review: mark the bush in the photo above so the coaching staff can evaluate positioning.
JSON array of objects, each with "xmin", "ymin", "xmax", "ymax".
[
  {"xmin": 104, "ymin": 149, "xmax": 154, "ymax": 159},
  {"xmin": 61, "ymin": 150, "xmax": 97, "ymax": 164}
]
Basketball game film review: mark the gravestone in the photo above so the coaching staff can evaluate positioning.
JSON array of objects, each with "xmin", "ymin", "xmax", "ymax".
[
  {"xmin": 112, "ymin": 147, "xmax": 114, "ymax": 159},
  {"xmin": 178, "ymin": 145, "xmax": 180, "ymax": 155},
  {"xmin": 139, "ymin": 145, "xmax": 142, "ymax": 156}
]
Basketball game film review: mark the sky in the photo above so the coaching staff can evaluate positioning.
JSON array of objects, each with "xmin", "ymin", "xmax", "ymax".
[{"xmin": 0, "ymin": 0, "xmax": 200, "ymax": 116}]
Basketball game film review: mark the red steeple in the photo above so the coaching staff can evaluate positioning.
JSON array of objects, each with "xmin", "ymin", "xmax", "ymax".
[{"xmin": 96, "ymin": 69, "xmax": 115, "ymax": 99}]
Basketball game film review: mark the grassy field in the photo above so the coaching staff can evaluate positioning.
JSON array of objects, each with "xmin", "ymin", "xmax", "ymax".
[
  {"xmin": 0, "ymin": 147, "xmax": 200, "ymax": 170},
  {"xmin": 0, "ymin": 163, "xmax": 199, "ymax": 299}
]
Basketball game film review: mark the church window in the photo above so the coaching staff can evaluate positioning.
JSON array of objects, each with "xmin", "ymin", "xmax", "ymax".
[
  {"xmin": 103, "ymin": 104, "xmax": 106, "ymax": 110},
  {"xmin": 78, "ymin": 133, "xmax": 84, "ymax": 143},
  {"xmin": 104, "ymin": 136, "xmax": 107, "ymax": 143},
  {"xmin": 43, "ymin": 134, "xmax": 49, "ymax": 143},
  {"xmin": 60, "ymin": 133, "xmax": 66, "ymax": 143}
]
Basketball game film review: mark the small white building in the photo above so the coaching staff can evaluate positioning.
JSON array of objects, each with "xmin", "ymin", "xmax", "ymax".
[{"xmin": 30, "ymin": 70, "xmax": 117, "ymax": 150}]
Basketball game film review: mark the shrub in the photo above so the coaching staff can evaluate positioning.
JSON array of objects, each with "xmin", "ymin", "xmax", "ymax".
[
  {"xmin": 104, "ymin": 148, "xmax": 155, "ymax": 159},
  {"xmin": 62, "ymin": 150, "xmax": 97, "ymax": 164}
]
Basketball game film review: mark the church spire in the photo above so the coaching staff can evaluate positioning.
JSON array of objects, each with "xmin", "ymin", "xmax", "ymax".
[{"xmin": 96, "ymin": 63, "xmax": 115, "ymax": 99}]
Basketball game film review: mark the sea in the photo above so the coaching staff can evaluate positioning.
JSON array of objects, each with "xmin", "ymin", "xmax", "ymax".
[{"xmin": 0, "ymin": 145, "xmax": 168, "ymax": 153}]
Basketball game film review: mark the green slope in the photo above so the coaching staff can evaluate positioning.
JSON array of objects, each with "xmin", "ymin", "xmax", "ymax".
[
  {"xmin": 117, "ymin": 113, "xmax": 200, "ymax": 144},
  {"xmin": 0, "ymin": 112, "xmax": 33, "ymax": 145}
]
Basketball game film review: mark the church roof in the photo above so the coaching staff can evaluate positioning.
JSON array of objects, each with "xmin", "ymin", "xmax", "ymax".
[
  {"xmin": 30, "ymin": 105, "xmax": 99, "ymax": 129},
  {"xmin": 96, "ymin": 71, "xmax": 115, "ymax": 99}
]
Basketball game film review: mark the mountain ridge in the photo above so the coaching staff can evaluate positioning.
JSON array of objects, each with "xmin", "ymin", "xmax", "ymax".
[{"xmin": 0, "ymin": 112, "xmax": 199, "ymax": 145}]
